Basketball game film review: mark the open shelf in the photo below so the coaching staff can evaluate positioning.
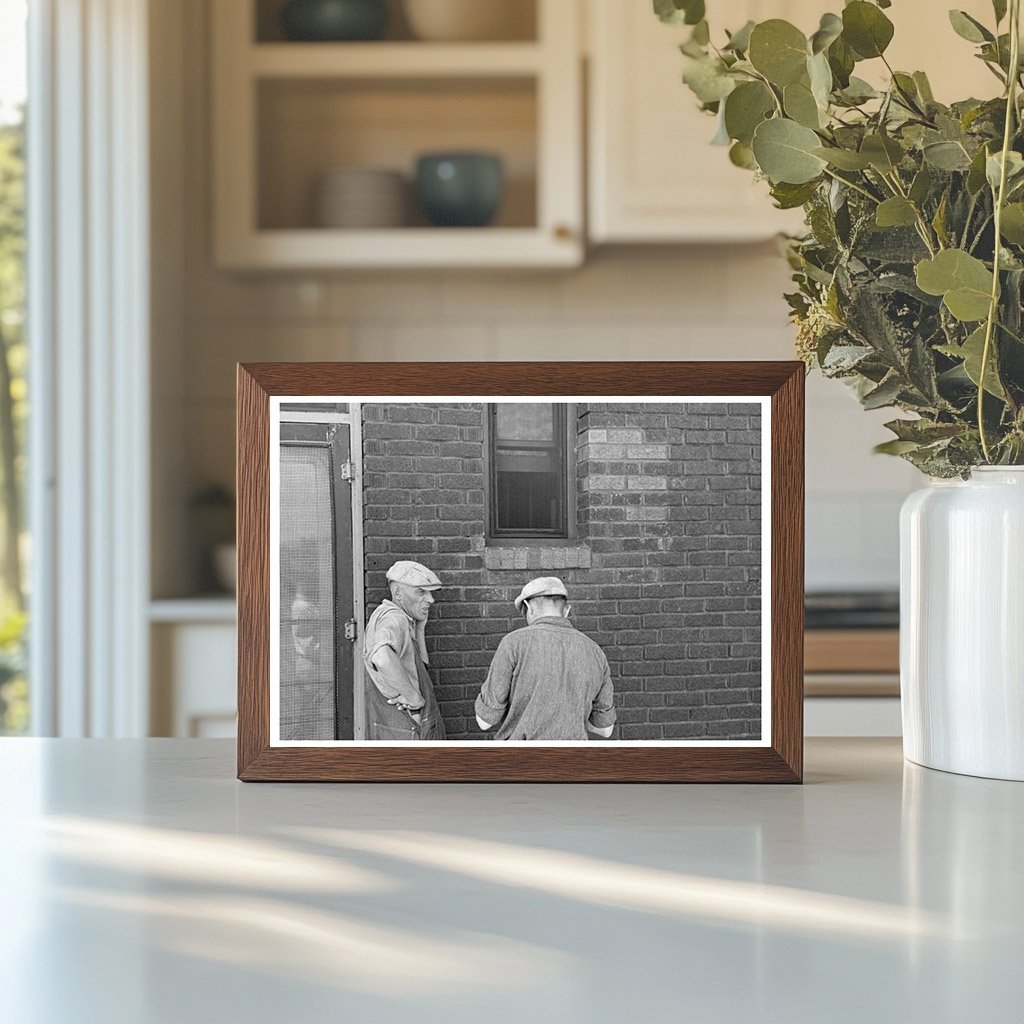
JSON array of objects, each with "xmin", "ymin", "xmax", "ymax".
[
  {"xmin": 212, "ymin": 0, "xmax": 582, "ymax": 268},
  {"xmin": 257, "ymin": 77, "xmax": 537, "ymax": 232},
  {"xmin": 249, "ymin": 41, "xmax": 544, "ymax": 77}
]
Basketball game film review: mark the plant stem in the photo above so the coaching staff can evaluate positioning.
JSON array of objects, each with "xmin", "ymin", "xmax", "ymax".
[
  {"xmin": 979, "ymin": 0, "xmax": 1021, "ymax": 462},
  {"xmin": 750, "ymin": 69, "xmax": 784, "ymax": 117},
  {"xmin": 884, "ymin": 170, "xmax": 939, "ymax": 254},
  {"xmin": 822, "ymin": 167, "xmax": 880, "ymax": 205},
  {"xmin": 997, "ymin": 319, "xmax": 1024, "ymax": 345}
]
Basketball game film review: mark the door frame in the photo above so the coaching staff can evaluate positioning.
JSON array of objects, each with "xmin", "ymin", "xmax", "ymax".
[{"xmin": 277, "ymin": 402, "xmax": 364, "ymax": 739}]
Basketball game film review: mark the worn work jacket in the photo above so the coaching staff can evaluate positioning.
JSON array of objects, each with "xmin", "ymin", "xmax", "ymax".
[
  {"xmin": 476, "ymin": 616, "xmax": 616, "ymax": 741},
  {"xmin": 363, "ymin": 599, "xmax": 445, "ymax": 741}
]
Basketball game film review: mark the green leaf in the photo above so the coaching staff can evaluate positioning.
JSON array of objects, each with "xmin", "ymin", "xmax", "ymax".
[
  {"xmin": 860, "ymin": 133, "xmax": 904, "ymax": 173},
  {"xmin": 874, "ymin": 439, "xmax": 922, "ymax": 455},
  {"xmin": 986, "ymin": 150, "xmax": 1024, "ymax": 191},
  {"xmin": 922, "ymin": 140, "xmax": 973, "ymax": 171},
  {"xmin": 680, "ymin": 37, "xmax": 708, "ymax": 58},
  {"xmin": 876, "ymin": 197, "xmax": 918, "ymax": 228},
  {"xmin": 683, "ymin": 1, "xmax": 706, "ymax": 27},
  {"xmin": 724, "ymin": 20, "xmax": 755, "ymax": 53},
  {"xmin": 810, "ymin": 12, "xmax": 843, "ymax": 54},
  {"xmin": 814, "ymin": 146, "xmax": 872, "ymax": 170},
  {"xmin": 748, "ymin": 20, "xmax": 809, "ymax": 87},
  {"xmin": 948, "ymin": 10, "xmax": 994, "ymax": 44},
  {"xmin": 842, "ymin": 1, "xmax": 895, "ymax": 59},
  {"xmin": 723, "ymin": 81, "xmax": 775, "ymax": 144},
  {"xmin": 993, "ymin": 0, "xmax": 1008, "ymax": 24},
  {"xmin": 653, "ymin": 0, "xmax": 682, "ymax": 24},
  {"xmin": 913, "ymin": 71, "xmax": 935, "ymax": 104},
  {"xmin": 653, "ymin": 0, "xmax": 705, "ymax": 26},
  {"xmin": 967, "ymin": 144, "xmax": 991, "ymax": 194},
  {"xmin": 784, "ymin": 80, "xmax": 824, "ymax": 129},
  {"xmin": 729, "ymin": 140, "xmax": 757, "ymax": 170},
  {"xmin": 939, "ymin": 325, "xmax": 1006, "ymax": 398},
  {"xmin": 837, "ymin": 76, "xmax": 879, "ymax": 104},
  {"xmin": 884, "ymin": 418, "xmax": 963, "ymax": 443},
  {"xmin": 682, "ymin": 57, "xmax": 736, "ymax": 104},
  {"xmin": 862, "ymin": 374, "xmax": 903, "ymax": 409},
  {"xmin": 909, "ymin": 164, "xmax": 933, "ymax": 205},
  {"xmin": 1000, "ymin": 203, "xmax": 1024, "ymax": 245},
  {"xmin": 751, "ymin": 118, "xmax": 828, "ymax": 184},
  {"xmin": 808, "ymin": 51, "xmax": 833, "ymax": 109},
  {"xmin": 915, "ymin": 249, "xmax": 994, "ymax": 322},
  {"xmin": 711, "ymin": 109, "xmax": 731, "ymax": 145},
  {"xmin": 891, "ymin": 72, "xmax": 922, "ymax": 110},
  {"xmin": 827, "ymin": 37, "xmax": 855, "ymax": 89},
  {"xmin": 932, "ymin": 190, "xmax": 950, "ymax": 247},
  {"xmin": 691, "ymin": 19, "xmax": 710, "ymax": 45},
  {"xmin": 770, "ymin": 180, "xmax": 820, "ymax": 209}
]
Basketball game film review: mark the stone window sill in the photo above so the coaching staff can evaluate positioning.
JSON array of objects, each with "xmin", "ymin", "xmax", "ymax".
[{"xmin": 483, "ymin": 545, "xmax": 592, "ymax": 571}]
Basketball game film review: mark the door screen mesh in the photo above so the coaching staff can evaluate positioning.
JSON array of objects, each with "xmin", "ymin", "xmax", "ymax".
[{"xmin": 279, "ymin": 447, "xmax": 336, "ymax": 740}]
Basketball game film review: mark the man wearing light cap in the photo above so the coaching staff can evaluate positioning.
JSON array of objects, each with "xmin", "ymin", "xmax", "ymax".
[
  {"xmin": 475, "ymin": 577, "xmax": 616, "ymax": 741},
  {"xmin": 362, "ymin": 560, "xmax": 446, "ymax": 740}
]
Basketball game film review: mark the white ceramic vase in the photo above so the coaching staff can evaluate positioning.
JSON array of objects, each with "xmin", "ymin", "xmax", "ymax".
[{"xmin": 900, "ymin": 467, "xmax": 1024, "ymax": 781}]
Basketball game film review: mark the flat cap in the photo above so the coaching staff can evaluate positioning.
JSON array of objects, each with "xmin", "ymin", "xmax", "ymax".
[
  {"xmin": 386, "ymin": 560, "xmax": 442, "ymax": 590},
  {"xmin": 514, "ymin": 576, "xmax": 569, "ymax": 612}
]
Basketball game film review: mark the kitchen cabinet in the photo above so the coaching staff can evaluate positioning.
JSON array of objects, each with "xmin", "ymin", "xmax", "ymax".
[
  {"xmin": 586, "ymin": 0, "xmax": 999, "ymax": 244},
  {"xmin": 211, "ymin": 0, "xmax": 583, "ymax": 269},
  {"xmin": 150, "ymin": 601, "xmax": 237, "ymax": 738},
  {"xmin": 587, "ymin": 0, "xmax": 812, "ymax": 243}
]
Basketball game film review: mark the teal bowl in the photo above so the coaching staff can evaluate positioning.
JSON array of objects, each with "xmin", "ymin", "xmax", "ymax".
[
  {"xmin": 415, "ymin": 152, "xmax": 505, "ymax": 228},
  {"xmin": 281, "ymin": 0, "xmax": 388, "ymax": 42}
]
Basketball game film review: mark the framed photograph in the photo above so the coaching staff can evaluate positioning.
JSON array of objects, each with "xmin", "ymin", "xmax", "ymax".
[{"xmin": 237, "ymin": 362, "xmax": 804, "ymax": 782}]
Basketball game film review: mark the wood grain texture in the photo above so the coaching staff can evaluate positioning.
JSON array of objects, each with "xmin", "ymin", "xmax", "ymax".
[
  {"xmin": 237, "ymin": 361, "xmax": 805, "ymax": 783},
  {"xmin": 805, "ymin": 629, "xmax": 899, "ymax": 674},
  {"xmin": 770, "ymin": 365, "xmax": 804, "ymax": 783},
  {"xmin": 236, "ymin": 365, "xmax": 271, "ymax": 778}
]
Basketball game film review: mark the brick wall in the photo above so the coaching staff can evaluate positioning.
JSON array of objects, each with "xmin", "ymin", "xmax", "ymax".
[{"xmin": 362, "ymin": 401, "xmax": 762, "ymax": 740}]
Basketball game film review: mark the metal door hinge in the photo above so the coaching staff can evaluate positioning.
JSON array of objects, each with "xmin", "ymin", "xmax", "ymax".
[
  {"xmin": 340, "ymin": 460, "xmax": 355, "ymax": 481},
  {"xmin": 344, "ymin": 619, "xmax": 357, "ymax": 642}
]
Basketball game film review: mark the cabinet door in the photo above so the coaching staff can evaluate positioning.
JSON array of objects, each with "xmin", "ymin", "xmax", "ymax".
[
  {"xmin": 211, "ymin": 0, "xmax": 584, "ymax": 269},
  {"xmin": 587, "ymin": 0, "xmax": 1000, "ymax": 245},
  {"xmin": 587, "ymin": 0, "xmax": 809, "ymax": 242}
]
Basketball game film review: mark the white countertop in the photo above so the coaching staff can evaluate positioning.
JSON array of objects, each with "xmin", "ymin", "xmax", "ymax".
[{"xmin": 1, "ymin": 738, "xmax": 1021, "ymax": 1023}]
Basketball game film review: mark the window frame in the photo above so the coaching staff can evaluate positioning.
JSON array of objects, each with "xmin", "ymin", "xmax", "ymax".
[{"xmin": 485, "ymin": 403, "xmax": 576, "ymax": 542}]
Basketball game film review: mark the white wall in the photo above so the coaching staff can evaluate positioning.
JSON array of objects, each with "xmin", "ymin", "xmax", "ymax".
[{"xmin": 155, "ymin": 0, "xmax": 920, "ymax": 599}]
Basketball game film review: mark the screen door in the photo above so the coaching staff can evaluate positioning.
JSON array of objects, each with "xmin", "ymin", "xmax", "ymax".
[{"xmin": 278, "ymin": 420, "xmax": 355, "ymax": 740}]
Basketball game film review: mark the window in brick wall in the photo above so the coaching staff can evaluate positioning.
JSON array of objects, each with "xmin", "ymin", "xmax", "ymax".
[{"xmin": 487, "ymin": 403, "xmax": 570, "ymax": 538}]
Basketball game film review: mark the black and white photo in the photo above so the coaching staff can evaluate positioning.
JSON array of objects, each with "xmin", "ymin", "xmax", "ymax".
[{"xmin": 270, "ymin": 397, "xmax": 769, "ymax": 746}]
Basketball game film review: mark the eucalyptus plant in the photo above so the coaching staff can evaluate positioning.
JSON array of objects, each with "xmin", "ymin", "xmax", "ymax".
[{"xmin": 657, "ymin": 0, "xmax": 1024, "ymax": 475}]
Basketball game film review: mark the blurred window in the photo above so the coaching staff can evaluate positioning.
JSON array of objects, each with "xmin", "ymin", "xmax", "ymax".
[{"xmin": 0, "ymin": 0, "xmax": 27, "ymax": 735}]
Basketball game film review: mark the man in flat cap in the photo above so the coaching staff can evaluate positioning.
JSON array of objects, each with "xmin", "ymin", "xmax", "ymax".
[
  {"xmin": 475, "ymin": 577, "xmax": 616, "ymax": 741},
  {"xmin": 363, "ymin": 560, "xmax": 446, "ymax": 740}
]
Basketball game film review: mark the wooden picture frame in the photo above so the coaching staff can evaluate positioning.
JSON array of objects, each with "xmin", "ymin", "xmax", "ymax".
[{"xmin": 237, "ymin": 362, "xmax": 804, "ymax": 782}]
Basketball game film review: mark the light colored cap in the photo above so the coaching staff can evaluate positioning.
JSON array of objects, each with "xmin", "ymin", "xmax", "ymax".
[
  {"xmin": 514, "ymin": 576, "xmax": 569, "ymax": 612},
  {"xmin": 386, "ymin": 560, "xmax": 442, "ymax": 590}
]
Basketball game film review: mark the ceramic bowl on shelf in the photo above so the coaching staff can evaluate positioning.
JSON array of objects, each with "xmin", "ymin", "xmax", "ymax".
[
  {"xmin": 280, "ymin": 0, "xmax": 388, "ymax": 42},
  {"xmin": 414, "ymin": 152, "xmax": 504, "ymax": 227},
  {"xmin": 402, "ymin": 0, "xmax": 533, "ymax": 42},
  {"xmin": 315, "ymin": 167, "xmax": 408, "ymax": 228}
]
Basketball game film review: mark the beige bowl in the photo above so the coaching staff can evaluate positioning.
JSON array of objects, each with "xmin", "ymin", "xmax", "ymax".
[
  {"xmin": 403, "ymin": 0, "xmax": 535, "ymax": 41},
  {"xmin": 315, "ymin": 168, "xmax": 408, "ymax": 228}
]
